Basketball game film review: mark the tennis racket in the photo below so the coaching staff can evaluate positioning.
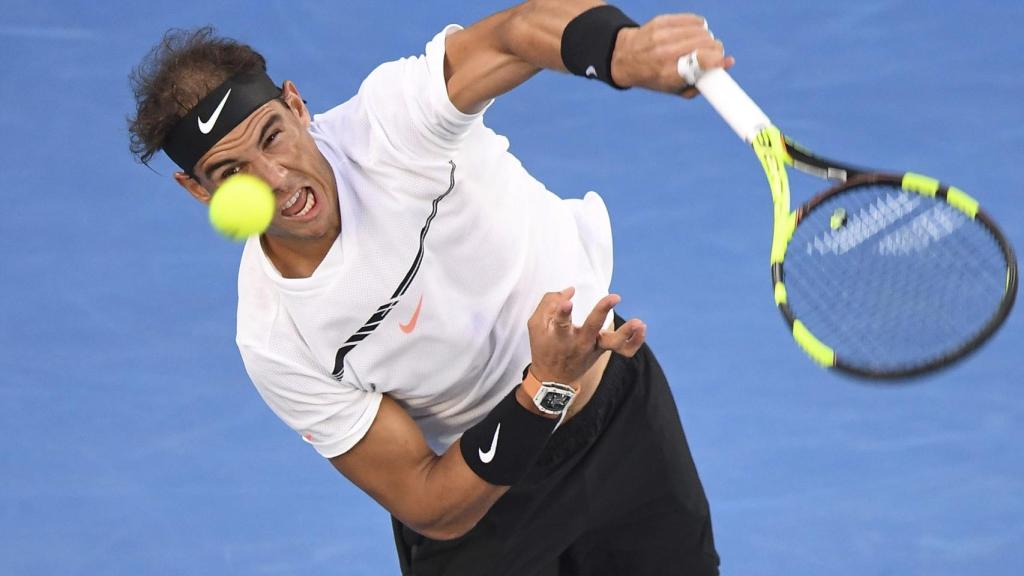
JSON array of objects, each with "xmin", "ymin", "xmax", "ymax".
[{"xmin": 692, "ymin": 67, "xmax": 1018, "ymax": 380}]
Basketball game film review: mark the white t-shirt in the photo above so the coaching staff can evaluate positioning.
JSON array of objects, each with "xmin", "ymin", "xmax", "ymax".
[{"xmin": 236, "ymin": 26, "xmax": 614, "ymax": 458}]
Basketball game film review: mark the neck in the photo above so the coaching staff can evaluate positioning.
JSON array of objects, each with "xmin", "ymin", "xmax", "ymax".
[{"xmin": 261, "ymin": 227, "xmax": 339, "ymax": 279}]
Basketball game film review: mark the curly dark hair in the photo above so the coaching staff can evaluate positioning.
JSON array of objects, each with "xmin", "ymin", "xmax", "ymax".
[{"xmin": 128, "ymin": 27, "xmax": 268, "ymax": 167}]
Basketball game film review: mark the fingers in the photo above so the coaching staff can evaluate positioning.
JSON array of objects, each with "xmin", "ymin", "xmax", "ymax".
[
  {"xmin": 649, "ymin": 13, "xmax": 732, "ymax": 92},
  {"xmin": 670, "ymin": 37, "xmax": 726, "ymax": 76},
  {"xmin": 550, "ymin": 294, "xmax": 573, "ymax": 331},
  {"xmin": 531, "ymin": 289, "xmax": 635, "ymax": 352},
  {"xmin": 531, "ymin": 287, "xmax": 575, "ymax": 332},
  {"xmin": 597, "ymin": 318, "xmax": 647, "ymax": 358},
  {"xmin": 650, "ymin": 13, "xmax": 707, "ymax": 28},
  {"xmin": 580, "ymin": 293, "xmax": 621, "ymax": 338},
  {"xmin": 656, "ymin": 22, "xmax": 719, "ymax": 61},
  {"xmin": 695, "ymin": 43, "xmax": 733, "ymax": 72},
  {"xmin": 695, "ymin": 41, "xmax": 725, "ymax": 68},
  {"xmin": 679, "ymin": 51, "xmax": 734, "ymax": 99}
]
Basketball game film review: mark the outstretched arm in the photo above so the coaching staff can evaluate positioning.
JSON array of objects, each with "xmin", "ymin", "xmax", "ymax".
[{"xmin": 444, "ymin": 0, "xmax": 733, "ymax": 113}]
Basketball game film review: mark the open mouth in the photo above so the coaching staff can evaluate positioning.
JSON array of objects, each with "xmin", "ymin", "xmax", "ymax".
[{"xmin": 280, "ymin": 187, "xmax": 318, "ymax": 219}]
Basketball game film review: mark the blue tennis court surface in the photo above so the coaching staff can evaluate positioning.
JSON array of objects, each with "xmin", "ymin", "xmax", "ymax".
[{"xmin": 2, "ymin": 1, "xmax": 1022, "ymax": 574}]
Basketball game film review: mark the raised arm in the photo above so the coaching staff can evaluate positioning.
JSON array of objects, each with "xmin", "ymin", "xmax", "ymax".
[{"xmin": 444, "ymin": 0, "xmax": 733, "ymax": 113}]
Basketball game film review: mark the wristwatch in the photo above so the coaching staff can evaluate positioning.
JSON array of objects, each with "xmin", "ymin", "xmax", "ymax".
[{"xmin": 522, "ymin": 368, "xmax": 577, "ymax": 415}]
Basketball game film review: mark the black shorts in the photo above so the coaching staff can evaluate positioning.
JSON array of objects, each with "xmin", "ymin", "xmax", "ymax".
[{"xmin": 392, "ymin": 328, "xmax": 719, "ymax": 575}]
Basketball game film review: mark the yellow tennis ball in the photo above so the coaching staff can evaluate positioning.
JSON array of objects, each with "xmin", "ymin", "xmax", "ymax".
[{"xmin": 208, "ymin": 174, "xmax": 275, "ymax": 241}]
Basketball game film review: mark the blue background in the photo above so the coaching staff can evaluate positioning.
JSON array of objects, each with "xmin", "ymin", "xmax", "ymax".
[{"xmin": 2, "ymin": 1, "xmax": 1022, "ymax": 574}]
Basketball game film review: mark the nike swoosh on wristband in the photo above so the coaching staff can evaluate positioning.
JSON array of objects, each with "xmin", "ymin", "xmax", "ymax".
[
  {"xmin": 478, "ymin": 423, "xmax": 500, "ymax": 464},
  {"xmin": 399, "ymin": 294, "xmax": 424, "ymax": 334},
  {"xmin": 585, "ymin": 65, "xmax": 597, "ymax": 78},
  {"xmin": 197, "ymin": 89, "xmax": 232, "ymax": 134}
]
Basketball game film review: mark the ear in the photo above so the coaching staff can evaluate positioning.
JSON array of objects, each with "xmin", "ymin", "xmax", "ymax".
[
  {"xmin": 174, "ymin": 172, "xmax": 213, "ymax": 205},
  {"xmin": 280, "ymin": 80, "xmax": 311, "ymax": 128}
]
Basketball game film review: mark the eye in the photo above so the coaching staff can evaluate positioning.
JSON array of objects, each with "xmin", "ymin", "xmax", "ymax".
[
  {"xmin": 264, "ymin": 129, "xmax": 282, "ymax": 147},
  {"xmin": 219, "ymin": 165, "xmax": 241, "ymax": 181}
]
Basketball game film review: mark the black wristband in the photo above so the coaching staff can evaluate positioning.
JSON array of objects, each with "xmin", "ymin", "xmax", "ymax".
[
  {"xmin": 561, "ymin": 5, "xmax": 639, "ymax": 89},
  {"xmin": 459, "ymin": 386, "xmax": 558, "ymax": 486}
]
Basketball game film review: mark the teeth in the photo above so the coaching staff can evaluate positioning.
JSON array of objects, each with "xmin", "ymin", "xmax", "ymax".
[
  {"xmin": 296, "ymin": 189, "xmax": 316, "ymax": 217},
  {"xmin": 281, "ymin": 189, "xmax": 302, "ymax": 211}
]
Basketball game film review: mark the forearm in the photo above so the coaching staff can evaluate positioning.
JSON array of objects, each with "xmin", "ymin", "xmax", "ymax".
[
  {"xmin": 502, "ymin": 1, "xmax": 732, "ymax": 91},
  {"xmin": 446, "ymin": 1, "xmax": 730, "ymax": 112},
  {"xmin": 407, "ymin": 442, "xmax": 511, "ymax": 540},
  {"xmin": 444, "ymin": 0, "xmax": 608, "ymax": 112},
  {"xmin": 335, "ymin": 391, "xmax": 558, "ymax": 541},
  {"xmin": 409, "ymin": 392, "xmax": 561, "ymax": 541},
  {"xmin": 497, "ymin": 0, "xmax": 606, "ymax": 72}
]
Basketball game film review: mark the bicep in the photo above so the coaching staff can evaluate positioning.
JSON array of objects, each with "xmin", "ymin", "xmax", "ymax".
[
  {"xmin": 242, "ymin": 346, "xmax": 498, "ymax": 535},
  {"xmin": 329, "ymin": 395, "xmax": 504, "ymax": 538},
  {"xmin": 330, "ymin": 395, "xmax": 438, "ymax": 523}
]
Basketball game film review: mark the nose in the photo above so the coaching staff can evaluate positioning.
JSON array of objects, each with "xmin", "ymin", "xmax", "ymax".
[{"xmin": 251, "ymin": 157, "xmax": 289, "ymax": 196}]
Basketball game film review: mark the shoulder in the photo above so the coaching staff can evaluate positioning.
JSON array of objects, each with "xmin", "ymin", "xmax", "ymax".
[{"xmin": 332, "ymin": 25, "xmax": 488, "ymax": 156}]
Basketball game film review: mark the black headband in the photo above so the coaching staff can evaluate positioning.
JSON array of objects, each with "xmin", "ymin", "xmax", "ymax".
[{"xmin": 162, "ymin": 71, "xmax": 281, "ymax": 175}]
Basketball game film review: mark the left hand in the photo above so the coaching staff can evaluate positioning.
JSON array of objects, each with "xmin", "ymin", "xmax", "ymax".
[
  {"xmin": 527, "ymin": 287, "xmax": 647, "ymax": 384},
  {"xmin": 610, "ymin": 13, "xmax": 735, "ymax": 98}
]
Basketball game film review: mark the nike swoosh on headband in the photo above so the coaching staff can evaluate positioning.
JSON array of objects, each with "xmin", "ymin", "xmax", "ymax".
[{"xmin": 197, "ymin": 89, "xmax": 232, "ymax": 134}]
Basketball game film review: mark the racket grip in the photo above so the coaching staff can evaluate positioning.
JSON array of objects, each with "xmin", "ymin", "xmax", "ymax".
[{"xmin": 695, "ymin": 68, "xmax": 772, "ymax": 143}]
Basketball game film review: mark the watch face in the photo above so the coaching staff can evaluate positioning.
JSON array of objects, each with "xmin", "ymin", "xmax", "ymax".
[{"xmin": 538, "ymin": 390, "xmax": 573, "ymax": 412}]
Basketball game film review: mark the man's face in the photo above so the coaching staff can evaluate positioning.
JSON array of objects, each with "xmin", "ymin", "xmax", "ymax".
[{"xmin": 181, "ymin": 81, "xmax": 339, "ymax": 243}]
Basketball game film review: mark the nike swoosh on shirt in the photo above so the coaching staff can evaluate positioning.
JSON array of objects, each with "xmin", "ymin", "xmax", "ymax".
[
  {"xmin": 197, "ymin": 89, "xmax": 232, "ymax": 134},
  {"xmin": 330, "ymin": 162, "xmax": 456, "ymax": 381},
  {"xmin": 399, "ymin": 294, "xmax": 424, "ymax": 334},
  {"xmin": 478, "ymin": 423, "xmax": 500, "ymax": 464}
]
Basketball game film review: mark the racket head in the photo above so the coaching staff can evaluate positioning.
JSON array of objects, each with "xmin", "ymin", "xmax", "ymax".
[{"xmin": 773, "ymin": 172, "xmax": 1018, "ymax": 380}]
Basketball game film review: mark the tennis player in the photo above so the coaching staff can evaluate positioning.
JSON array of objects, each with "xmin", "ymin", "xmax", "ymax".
[{"xmin": 128, "ymin": 2, "xmax": 729, "ymax": 574}]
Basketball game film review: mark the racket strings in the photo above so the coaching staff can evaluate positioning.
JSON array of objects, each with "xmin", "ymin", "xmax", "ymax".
[{"xmin": 783, "ymin": 184, "xmax": 1008, "ymax": 372}]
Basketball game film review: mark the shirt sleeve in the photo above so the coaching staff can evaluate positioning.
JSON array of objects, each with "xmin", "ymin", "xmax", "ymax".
[
  {"xmin": 239, "ymin": 343, "xmax": 383, "ymax": 459},
  {"xmin": 355, "ymin": 24, "xmax": 495, "ymax": 157}
]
